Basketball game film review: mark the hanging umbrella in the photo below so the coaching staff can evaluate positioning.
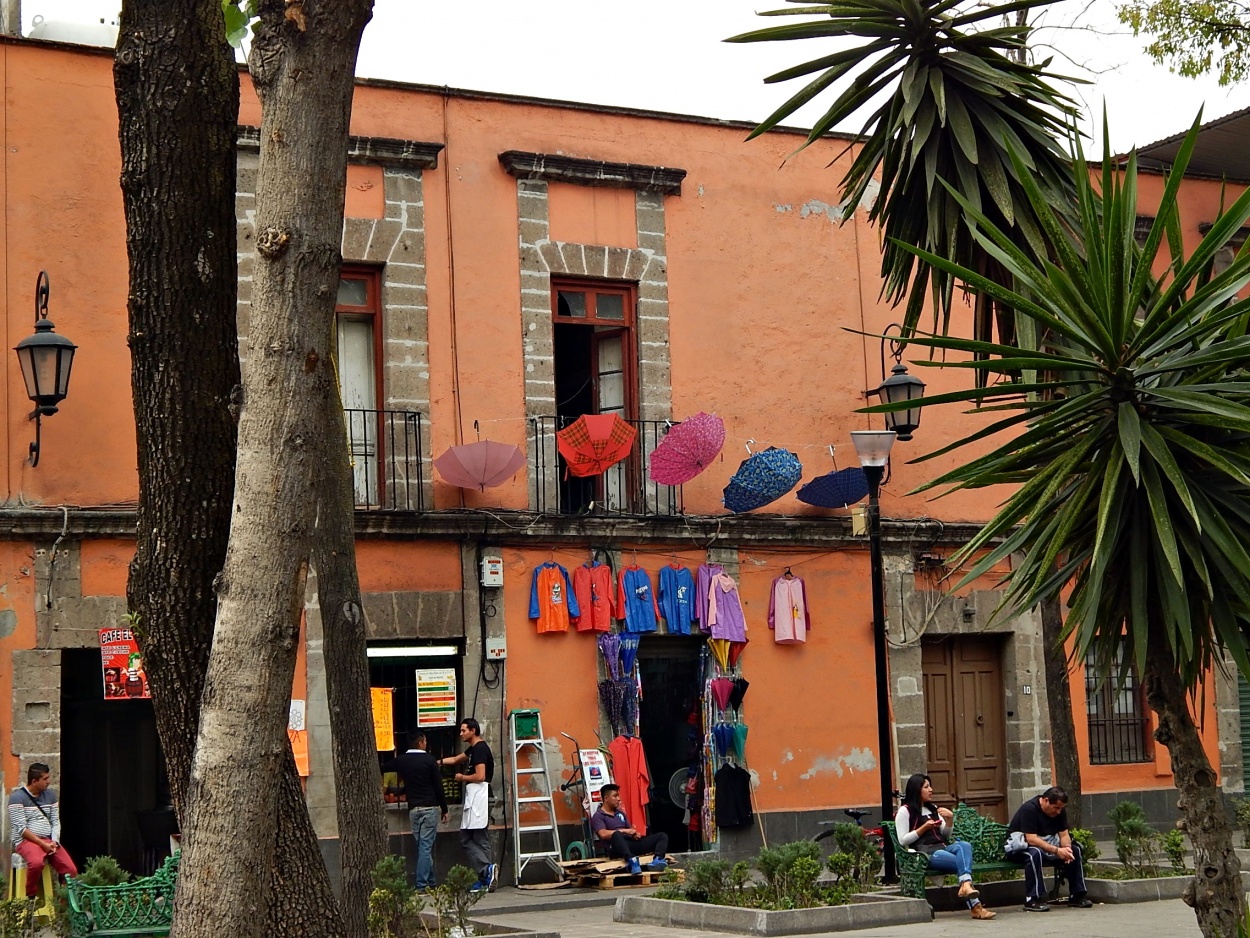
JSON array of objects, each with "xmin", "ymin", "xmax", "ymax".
[
  {"xmin": 556, "ymin": 413, "xmax": 637, "ymax": 478},
  {"xmin": 796, "ymin": 467, "xmax": 870, "ymax": 509},
  {"xmin": 728, "ymin": 638, "xmax": 748, "ymax": 670},
  {"xmin": 709, "ymin": 677, "xmax": 734, "ymax": 711},
  {"xmin": 728, "ymin": 678, "xmax": 750, "ymax": 714},
  {"xmin": 708, "ymin": 638, "xmax": 730, "ymax": 672},
  {"xmin": 619, "ymin": 679, "xmax": 639, "ymax": 735},
  {"xmin": 713, "ymin": 722, "xmax": 734, "ymax": 758},
  {"xmin": 619, "ymin": 634, "xmax": 641, "ymax": 675},
  {"xmin": 433, "ymin": 440, "xmax": 526, "ymax": 491},
  {"xmin": 599, "ymin": 679, "xmax": 626, "ymax": 736},
  {"xmin": 598, "ymin": 633, "xmax": 623, "ymax": 680},
  {"xmin": 648, "ymin": 412, "xmax": 726, "ymax": 486},
  {"xmin": 732, "ymin": 723, "xmax": 749, "ymax": 762},
  {"xmin": 723, "ymin": 447, "xmax": 803, "ymax": 513}
]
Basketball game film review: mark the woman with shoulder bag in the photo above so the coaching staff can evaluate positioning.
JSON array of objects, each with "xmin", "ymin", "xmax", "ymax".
[{"xmin": 895, "ymin": 773, "xmax": 995, "ymax": 920}]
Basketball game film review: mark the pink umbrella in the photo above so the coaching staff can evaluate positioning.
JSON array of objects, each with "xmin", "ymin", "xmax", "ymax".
[
  {"xmin": 648, "ymin": 412, "xmax": 725, "ymax": 486},
  {"xmin": 709, "ymin": 677, "xmax": 734, "ymax": 711},
  {"xmin": 433, "ymin": 440, "xmax": 526, "ymax": 491}
]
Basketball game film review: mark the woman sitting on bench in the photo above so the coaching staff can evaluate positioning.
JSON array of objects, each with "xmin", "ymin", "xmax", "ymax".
[{"xmin": 894, "ymin": 773, "xmax": 995, "ymax": 921}]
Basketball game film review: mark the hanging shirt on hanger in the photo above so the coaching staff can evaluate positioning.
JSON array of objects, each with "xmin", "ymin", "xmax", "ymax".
[
  {"xmin": 657, "ymin": 564, "xmax": 695, "ymax": 635},
  {"xmin": 706, "ymin": 572, "xmax": 748, "ymax": 642},
  {"xmin": 572, "ymin": 562, "xmax": 615, "ymax": 632},
  {"xmin": 529, "ymin": 561, "xmax": 579, "ymax": 634},
  {"xmin": 713, "ymin": 763, "xmax": 754, "ymax": 829},
  {"xmin": 617, "ymin": 565, "xmax": 660, "ymax": 633},
  {"xmin": 769, "ymin": 574, "xmax": 811, "ymax": 644},
  {"xmin": 607, "ymin": 734, "xmax": 652, "ymax": 836},
  {"xmin": 693, "ymin": 563, "xmax": 724, "ymax": 633}
]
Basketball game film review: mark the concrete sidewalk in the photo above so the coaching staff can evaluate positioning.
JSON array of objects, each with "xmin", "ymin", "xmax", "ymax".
[{"xmin": 472, "ymin": 892, "xmax": 1204, "ymax": 938}]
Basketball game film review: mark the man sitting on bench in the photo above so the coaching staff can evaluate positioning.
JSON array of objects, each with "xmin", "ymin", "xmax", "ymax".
[
  {"xmin": 590, "ymin": 783, "xmax": 668, "ymax": 875},
  {"xmin": 1006, "ymin": 786, "xmax": 1092, "ymax": 912}
]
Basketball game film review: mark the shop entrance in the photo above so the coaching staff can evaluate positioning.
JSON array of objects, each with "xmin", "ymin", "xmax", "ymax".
[
  {"xmin": 637, "ymin": 636, "xmax": 705, "ymax": 852},
  {"xmin": 60, "ymin": 649, "xmax": 173, "ymax": 876},
  {"xmin": 921, "ymin": 636, "xmax": 1008, "ymax": 821}
]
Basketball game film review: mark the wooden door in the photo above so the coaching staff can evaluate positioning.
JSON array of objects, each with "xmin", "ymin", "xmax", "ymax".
[{"xmin": 921, "ymin": 637, "xmax": 1008, "ymax": 821}]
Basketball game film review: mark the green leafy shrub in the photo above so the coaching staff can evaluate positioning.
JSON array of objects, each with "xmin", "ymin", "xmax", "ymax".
[
  {"xmin": 829, "ymin": 822, "xmax": 881, "ymax": 887},
  {"xmin": 1108, "ymin": 801, "xmax": 1160, "ymax": 878},
  {"xmin": 1234, "ymin": 798, "xmax": 1250, "ymax": 849},
  {"xmin": 427, "ymin": 866, "xmax": 482, "ymax": 937},
  {"xmin": 366, "ymin": 855, "xmax": 425, "ymax": 938},
  {"xmin": 1160, "ymin": 829, "xmax": 1188, "ymax": 874},
  {"xmin": 0, "ymin": 898, "xmax": 36, "ymax": 938},
  {"xmin": 75, "ymin": 856, "xmax": 131, "ymax": 888},
  {"xmin": 1069, "ymin": 828, "xmax": 1100, "ymax": 863}
]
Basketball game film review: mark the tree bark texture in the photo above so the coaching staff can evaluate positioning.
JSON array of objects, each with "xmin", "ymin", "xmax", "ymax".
[
  {"xmin": 1144, "ymin": 628, "xmax": 1245, "ymax": 938},
  {"xmin": 1040, "ymin": 593, "xmax": 1082, "ymax": 828},
  {"xmin": 114, "ymin": 0, "xmax": 240, "ymax": 826},
  {"xmin": 171, "ymin": 2, "xmax": 374, "ymax": 935}
]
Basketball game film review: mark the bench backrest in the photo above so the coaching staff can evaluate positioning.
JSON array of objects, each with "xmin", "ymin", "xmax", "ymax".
[
  {"xmin": 882, "ymin": 803, "xmax": 1009, "ymax": 864},
  {"xmin": 67, "ymin": 853, "xmax": 179, "ymax": 933}
]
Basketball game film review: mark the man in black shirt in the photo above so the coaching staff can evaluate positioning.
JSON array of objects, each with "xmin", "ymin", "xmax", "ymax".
[
  {"xmin": 382, "ymin": 732, "xmax": 448, "ymax": 890},
  {"xmin": 439, "ymin": 718, "xmax": 496, "ymax": 892},
  {"xmin": 1006, "ymin": 786, "xmax": 1091, "ymax": 911}
]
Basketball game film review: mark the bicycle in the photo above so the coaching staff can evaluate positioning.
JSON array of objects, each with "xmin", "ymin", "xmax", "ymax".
[{"xmin": 813, "ymin": 807, "xmax": 886, "ymax": 854}]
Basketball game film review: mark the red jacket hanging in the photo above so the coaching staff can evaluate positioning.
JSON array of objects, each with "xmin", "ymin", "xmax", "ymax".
[
  {"xmin": 572, "ymin": 562, "xmax": 615, "ymax": 632},
  {"xmin": 607, "ymin": 734, "xmax": 651, "ymax": 837}
]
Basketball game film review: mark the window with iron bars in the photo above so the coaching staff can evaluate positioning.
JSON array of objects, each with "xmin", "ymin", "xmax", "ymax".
[{"xmin": 1085, "ymin": 641, "xmax": 1151, "ymax": 764}]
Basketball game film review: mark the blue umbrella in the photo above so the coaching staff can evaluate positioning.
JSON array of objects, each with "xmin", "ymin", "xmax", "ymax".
[
  {"xmin": 796, "ymin": 467, "xmax": 869, "ymax": 509},
  {"xmin": 619, "ymin": 634, "xmax": 641, "ymax": 675},
  {"xmin": 723, "ymin": 447, "xmax": 803, "ymax": 513}
]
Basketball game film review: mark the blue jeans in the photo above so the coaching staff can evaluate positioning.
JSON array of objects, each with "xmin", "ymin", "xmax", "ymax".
[
  {"xmin": 926, "ymin": 839, "xmax": 974, "ymax": 879},
  {"xmin": 410, "ymin": 806, "xmax": 441, "ymax": 888}
]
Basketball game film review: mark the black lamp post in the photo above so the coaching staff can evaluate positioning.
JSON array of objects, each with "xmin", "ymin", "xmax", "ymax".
[
  {"xmin": 15, "ymin": 272, "xmax": 77, "ymax": 466},
  {"xmin": 851, "ymin": 428, "xmax": 898, "ymax": 883},
  {"xmin": 871, "ymin": 327, "xmax": 926, "ymax": 441}
]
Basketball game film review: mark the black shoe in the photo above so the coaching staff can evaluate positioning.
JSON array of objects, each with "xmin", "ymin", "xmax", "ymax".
[
  {"xmin": 1024, "ymin": 898, "xmax": 1051, "ymax": 912},
  {"xmin": 1069, "ymin": 894, "xmax": 1093, "ymax": 908}
]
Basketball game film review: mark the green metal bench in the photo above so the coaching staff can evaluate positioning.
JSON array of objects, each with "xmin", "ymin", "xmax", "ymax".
[
  {"xmin": 883, "ymin": 803, "xmax": 1016, "ymax": 900},
  {"xmin": 66, "ymin": 853, "xmax": 177, "ymax": 937}
]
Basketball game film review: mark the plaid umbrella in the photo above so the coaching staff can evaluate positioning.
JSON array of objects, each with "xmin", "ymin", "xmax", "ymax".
[
  {"xmin": 556, "ymin": 413, "xmax": 637, "ymax": 478},
  {"xmin": 648, "ymin": 412, "xmax": 726, "ymax": 486},
  {"xmin": 598, "ymin": 633, "xmax": 623, "ymax": 680},
  {"xmin": 723, "ymin": 447, "xmax": 803, "ymax": 513},
  {"xmin": 796, "ymin": 467, "xmax": 869, "ymax": 509},
  {"xmin": 433, "ymin": 440, "xmax": 526, "ymax": 491}
]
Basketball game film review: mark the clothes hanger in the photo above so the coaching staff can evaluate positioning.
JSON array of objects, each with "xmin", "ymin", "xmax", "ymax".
[{"xmin": 783, "ymin": 566, "xmax": 793, "ymax": 579}]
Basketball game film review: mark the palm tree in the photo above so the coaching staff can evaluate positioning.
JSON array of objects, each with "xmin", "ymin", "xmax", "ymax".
[{"xmin": 883, "ymin": 128, "xmax": 1250, "ymax": 938}]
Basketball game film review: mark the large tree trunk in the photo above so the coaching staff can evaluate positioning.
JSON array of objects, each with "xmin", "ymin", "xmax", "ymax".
[
  {"xmin": 1040, "ymin": 593, "xmax": 1082, "ymax": 827},
  {"xmin": 171, "ymin": 2, "xmax": 374, "ymax": 934},
  {"xmin": 314, "ymin": 410, "xmax": 387, "ymax": 936},
  {"xmin": 1144, "ymin": 628, "xmax": 1245, "ymax": 938}
]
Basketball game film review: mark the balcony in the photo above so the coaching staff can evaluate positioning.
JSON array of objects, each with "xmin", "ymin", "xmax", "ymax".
[
  {"xmin": 529, "ymin": 416, "xmax": 682, "ymax": 516},
  {"xmin": 344, "ymin": 408, "xmax": 426, "ymax": 511}
]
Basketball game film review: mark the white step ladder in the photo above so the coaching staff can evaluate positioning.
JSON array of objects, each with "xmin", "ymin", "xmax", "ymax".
[{"xmin": 509, "ymin": 708, "xmax": 564, "ymax": 883}]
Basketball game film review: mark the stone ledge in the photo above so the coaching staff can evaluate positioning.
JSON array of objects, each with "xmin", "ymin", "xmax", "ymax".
[
  {"xmin": 613, "ymin": 894, "xmax": 931, "ymax": 935},
  {"xmin": 1083, "ymin": 874, "xmax": 1190, "ymax": 903},
  {"xmin": 500, "ymin": 150, "xmax": 686, "ymax": 195},
  {"xmin": 237, "ymin": 125, "xmax": 443, "ymax": 170}
]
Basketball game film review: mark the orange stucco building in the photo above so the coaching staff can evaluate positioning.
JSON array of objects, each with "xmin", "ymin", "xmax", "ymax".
[{"xmin": 0, "ymin": 34, "xmax": 1237, "ymax": 881}]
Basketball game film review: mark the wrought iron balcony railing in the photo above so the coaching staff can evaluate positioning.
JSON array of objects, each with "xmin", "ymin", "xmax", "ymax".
[
  {"xmin": 529, "ymin": 415, "xmax": 682, "ymax": 516},
  {"xmin": 344, "ymin": 408, "xmax": 426, "ymax": 511}
]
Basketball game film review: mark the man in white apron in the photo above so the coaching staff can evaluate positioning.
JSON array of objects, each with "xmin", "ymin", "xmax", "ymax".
[{"xmin": 440, "ymin": 717, "xmax": 496, "ymax": 892}]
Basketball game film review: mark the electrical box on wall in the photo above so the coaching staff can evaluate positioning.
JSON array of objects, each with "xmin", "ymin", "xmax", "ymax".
[
  {"xmin": 480, "ymin": 555, "xmax": 504, "ymax": 587},
  {"xmin": 485, "ymin": 636, "xmax": 507, "ymax": 660}
]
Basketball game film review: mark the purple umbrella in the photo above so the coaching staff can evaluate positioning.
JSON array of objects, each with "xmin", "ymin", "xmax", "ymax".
[
  {"xmin": 619, "ymin": 679, "xmax": 638, "ymax": 735},
  {"xmin": 598, "ymin": 633, "xmax": 623, "ymax": 680},
  {"xmin": 648, "ymin": 412, "xmax": 726, "ymax": 485},
  {"xmin": 599, "ymin": 679, "xmax": 626, "ymax": 736}
]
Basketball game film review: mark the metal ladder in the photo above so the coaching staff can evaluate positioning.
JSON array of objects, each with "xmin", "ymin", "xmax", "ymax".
[{"xmin": 509, "ymin": 708, "xmax": 564, "ymax": 883}]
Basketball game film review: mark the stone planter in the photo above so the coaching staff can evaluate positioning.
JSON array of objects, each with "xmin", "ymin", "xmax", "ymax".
[
  {"xmin": 613, "ymin": 893, "xmax": 931, "ymax": 935},
  {"xmin": 1084, "ymin": 873, "xmax": 1191, "ymax": 904}
]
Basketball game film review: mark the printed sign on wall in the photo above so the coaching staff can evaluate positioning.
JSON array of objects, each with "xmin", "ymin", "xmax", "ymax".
[
  {"xmin": 370, "ymin": 687, "xmax": 395, "ymax": 751},
  {"xmin": 415, "ymin": 668, "xmax": 457, "ymax": 728},
  {"xmin": 99, "ymin": 627, "xmax": 149, "ymax": 700}
]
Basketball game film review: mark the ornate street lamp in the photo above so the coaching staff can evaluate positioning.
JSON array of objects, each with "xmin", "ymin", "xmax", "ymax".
[
  {"xmin": 15, "ymin": 272, "xmax": 77, "ymax": 466},
  {"xmin": 869, "ymin": 326, "xmax": 926, "ymax": 441},
  {"xmin": 851, "ymin": 428, "xmax": 899, "ymax": 883}
]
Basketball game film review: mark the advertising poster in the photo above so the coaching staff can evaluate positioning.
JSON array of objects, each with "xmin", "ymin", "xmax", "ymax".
[
  {"xmin": 99, "ymin": 627, "xmax": 149, "ymax": 700},
  {"xmin": 415, "ymin": 668, "xmax": 457, "ymax": 728},
  {"xmin": 580, "ymin": 748, "xmax": 612, "ymax": 818},
  {"xmin": 370, "ymin": 687, "xmax": 395, "ymax": 751}
]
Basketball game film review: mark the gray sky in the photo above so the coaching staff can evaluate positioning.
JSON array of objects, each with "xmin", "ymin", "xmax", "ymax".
[{"xmin": 27, "ymin": 0, "xmax": 1250, "ymax": 151}]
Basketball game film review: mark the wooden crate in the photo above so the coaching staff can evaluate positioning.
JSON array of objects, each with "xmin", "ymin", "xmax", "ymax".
[{"xmin": 571, "ymin": 867, "xmax": 684, "ymax": 890}]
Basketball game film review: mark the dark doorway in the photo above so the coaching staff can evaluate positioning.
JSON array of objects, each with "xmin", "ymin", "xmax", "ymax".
[
  {"xmin": 60, "ymin": 649, "xmax": 172, "ymax": 876},
  {"xmin": 637, "ymin": 635, "xmax": 705, "ymax": 852},
  {"xmin": 921, "ymin": 636, "xmax": 1008, "ymax": 821}
]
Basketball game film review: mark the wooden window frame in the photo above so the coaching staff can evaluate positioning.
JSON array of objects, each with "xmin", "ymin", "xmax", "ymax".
[
  {"xmin": 549, "ymin": 277, "xmax": 639, "ymax": 422},
  {"xmin": 1085, "ymin": 641, "xmax": 1152, "ymax": 765},
  {"xmin": 336, "ymin": 265, "xmax": 385, "ymax": 410}
]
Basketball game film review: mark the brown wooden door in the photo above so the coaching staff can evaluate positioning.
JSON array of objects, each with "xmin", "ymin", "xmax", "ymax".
[{"xmin": 921, "ymin": 637, "xmax": 1008, "ymax": 821}]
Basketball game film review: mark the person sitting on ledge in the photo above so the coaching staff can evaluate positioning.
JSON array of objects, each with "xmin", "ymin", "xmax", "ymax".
[{"xmin": 590, "ymin": 783, "xmax": 668, "ymax": 876}]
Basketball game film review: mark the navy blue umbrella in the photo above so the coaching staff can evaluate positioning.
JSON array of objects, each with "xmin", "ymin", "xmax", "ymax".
[
  {"xmin": 722, "ymin": 447, "xmax": 803, "ymax": 513},
  {"xmin": 796, "ymin": 467, "xmax": 869, "ymax": 509}
]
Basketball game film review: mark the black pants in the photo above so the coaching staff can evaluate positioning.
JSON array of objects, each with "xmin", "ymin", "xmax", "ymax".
[
  {"xmin": 1010, "ymin": 842, "xmax": 1086, "ymax": 900},
  {"xmin": 606, "ymin": 831, "xmax": 668, "ymax": 862}
]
